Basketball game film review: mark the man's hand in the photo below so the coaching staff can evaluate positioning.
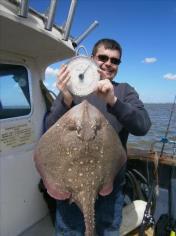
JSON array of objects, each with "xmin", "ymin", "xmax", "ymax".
[
  {"xmin": 96, "ymin": 69, "xmax": 117, "ymax": 106},
  {"xmin": 56, "ymin": 64, "xmax": 73, "ymax": 107}
]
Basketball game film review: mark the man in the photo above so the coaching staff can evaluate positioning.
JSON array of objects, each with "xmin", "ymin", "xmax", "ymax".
[{"xmin": 45, "ymin": 38, "xmax": 151, "ymax": 236}]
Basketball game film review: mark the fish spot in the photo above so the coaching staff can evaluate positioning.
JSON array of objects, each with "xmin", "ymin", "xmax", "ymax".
[
  {"xmin": 79, "ymin": 173, "xmax": 83, "ymax": 176},
  {"xmin": 66, "ymin": 150, "xmax": 70, "ymax": 155}
]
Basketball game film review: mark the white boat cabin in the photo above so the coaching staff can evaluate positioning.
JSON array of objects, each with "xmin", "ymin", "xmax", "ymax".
[{"xmin": 0, "ymin": 1, "xmax": 99, "ymax": 235}]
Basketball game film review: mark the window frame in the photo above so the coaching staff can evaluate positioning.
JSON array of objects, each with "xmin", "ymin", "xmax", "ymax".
[{"xmin": 0, "ymin": 62, "xmax": 33, "ymax": 120}]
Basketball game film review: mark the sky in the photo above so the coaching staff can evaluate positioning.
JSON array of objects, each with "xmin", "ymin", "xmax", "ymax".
[{"xmin": 30, "ymin": 0, "xmax": 176, "ymax": 103}]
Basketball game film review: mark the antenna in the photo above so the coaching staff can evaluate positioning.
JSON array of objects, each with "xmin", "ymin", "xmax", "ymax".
[
  {"xmin": 18, "ymin": 0, "xmax": 29, "ymax": 18},
  {"xmin": 73, "ymin": 20, "xmax": 99, "ymax": 46},
  {"xmin": 63, "ymin": 0, "xmax": 77, "ymax": 41},
  {"xmin": 45, "ymin": 0, "xmax": 58, "ymax": 31}
]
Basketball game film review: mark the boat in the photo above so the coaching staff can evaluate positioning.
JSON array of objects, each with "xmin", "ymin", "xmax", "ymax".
[{"xmin": 0, "ymin": 1, "xmax": 175, "ymax": 236}]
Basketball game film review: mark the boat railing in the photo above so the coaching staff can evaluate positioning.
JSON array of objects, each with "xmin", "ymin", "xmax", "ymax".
[
  {"xmin": 150, "ymin": 137, "xmax": 176, "ymax": 157},
  {"xmin": 6, "ymin": 0, "xmax": 99, "ymax": 47}
]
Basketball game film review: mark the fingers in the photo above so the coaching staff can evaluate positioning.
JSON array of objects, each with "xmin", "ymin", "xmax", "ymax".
[
  {"xmin": 57, "ymin": 64, "xmax": 70, "ymax": 83},
  {"xmin": 56, "ymin": 64, "xmax": 73, "ymax": 107},
  {"xmin": 58, "ymin": 76, "xmax": 71, "ymax": 91},
  {"xmin": 95, "ymin": 79, "xmax": 117, "ymax": 106},
  {"xmin": 56, "ymin": 64, "xmax": 70, "ymax": 91},
  {"xmin": 97, "ymin": 68, "xmax": 107, "ymax": 80},
  {"xmin": 96, "ymin": 79, "xmax": 112, "ymax": 93}
]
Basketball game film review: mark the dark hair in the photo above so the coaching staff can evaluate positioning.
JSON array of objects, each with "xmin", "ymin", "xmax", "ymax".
[{"xmin": 92, "ymin": 38, "xmax": 122, "ymax": 59}]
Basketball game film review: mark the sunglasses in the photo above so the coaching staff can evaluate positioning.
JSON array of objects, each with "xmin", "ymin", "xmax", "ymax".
[{"xmin": 97, "ymin": 54, "xmax": 121, "ymax": 65}]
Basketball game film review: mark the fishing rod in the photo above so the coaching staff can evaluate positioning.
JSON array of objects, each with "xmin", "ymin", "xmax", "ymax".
[
  {"xmin": 139, "ymin": 181, "xmax": 155, "ymax": 236},
  {"xmin": 139, "ymin": 152, "xmax": 159, "ymax": 236},
  {"xmin": 160, "ymin": 95, "xmax": 176, "ymax": 157},
  {"xmin": 168, "ymin": 138, "xmax": 176, "ymax": 236},
  {"xmin": 161, "ymin": 96, "xmax": 176, "ymax": 236}
]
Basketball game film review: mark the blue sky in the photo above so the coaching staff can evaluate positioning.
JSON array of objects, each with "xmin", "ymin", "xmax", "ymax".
[{"xmin": 30, "ymin": 0, "xmax": 176, "ymax": 103}]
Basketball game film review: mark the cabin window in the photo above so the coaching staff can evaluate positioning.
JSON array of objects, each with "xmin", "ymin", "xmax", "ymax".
[{"xmin": 0, "ymin": 64, "xmax": 31, "ymax": 119}]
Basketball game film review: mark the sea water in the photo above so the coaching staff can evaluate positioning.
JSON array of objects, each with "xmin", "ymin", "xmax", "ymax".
[{"xmin": 128, "ymin": 103, "xmax": 176, "ymax": 154}]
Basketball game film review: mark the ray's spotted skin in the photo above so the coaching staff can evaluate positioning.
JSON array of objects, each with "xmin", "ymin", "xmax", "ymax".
[{"xmin": 34, "ymin": 100, "xmax": 126, "ymax": 236}]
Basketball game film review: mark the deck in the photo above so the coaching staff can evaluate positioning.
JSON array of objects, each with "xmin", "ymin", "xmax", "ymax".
[{"xmin": 19, "ymin": 215, "xmax": 55, "ymax": 236}]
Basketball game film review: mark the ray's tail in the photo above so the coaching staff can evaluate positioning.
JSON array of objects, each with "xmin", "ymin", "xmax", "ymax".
[
  {"xmin": 83, "ymin": 196, "xmax": 96, "ymax": 236},
  {"xmin": 73, "ymin": 189, "xmax": 97, "ymax": 236}
]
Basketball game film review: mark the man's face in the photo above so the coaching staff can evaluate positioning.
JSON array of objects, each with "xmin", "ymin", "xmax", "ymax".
[{"xmin": 93, "ymin": 45, "xmax": 121, "ymax": 81}]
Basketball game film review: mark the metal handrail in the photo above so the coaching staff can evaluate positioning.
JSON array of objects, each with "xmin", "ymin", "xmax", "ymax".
[
  {"xmin": 73, "ymin": 20, "xmax": 99, "ymax": 46},
  {"xmin": 45, "ymin": 0, "xmax": 58, "ymax": 31},
  {"xmin": 63, "ymin": 0, "xmax": 77, "ymax": 41},
  {"xmin": 18, "ymin": 0, "xmax": 29, "ymax": 18}
]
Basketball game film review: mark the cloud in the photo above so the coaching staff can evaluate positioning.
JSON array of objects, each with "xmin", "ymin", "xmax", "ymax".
[
  {"xmin": 163, "ymin": 73, "xmax": 176, "ymax": 80},
  {"xmin": 46, "ymin": 67, "xmax": 58, "ymax": 77},
  {"xmin": 52, "ymin": 82, "xmax": 56, "ymax": 88},
  {"xmin": 142, "ymin": 57, "xmax": 157, "ymax": 64}
]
